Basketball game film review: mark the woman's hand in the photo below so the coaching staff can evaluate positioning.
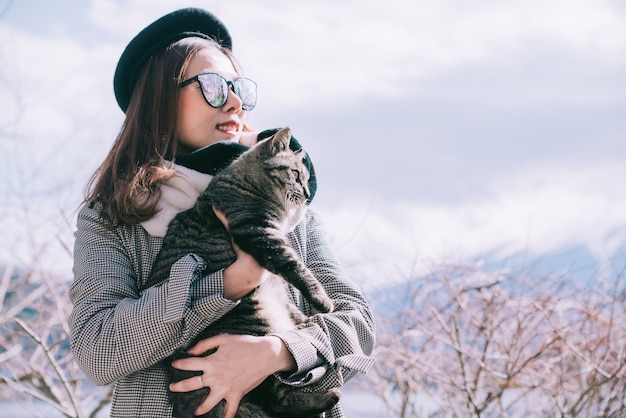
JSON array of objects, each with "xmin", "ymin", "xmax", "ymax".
[
  {"xmin": 170, "ymin": 334, "xmax": 296, "ymax": 417},
  {"xmin": 238, "ymin": 131, "xmax": 258, "ymax": 147},
  {"xmin": 213, "ymin": 207, "xmax": 272, "ymax": 300}
]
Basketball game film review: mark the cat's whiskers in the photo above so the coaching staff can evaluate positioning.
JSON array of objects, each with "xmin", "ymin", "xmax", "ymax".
[{"xmin": 284, "ymin": 190, "xmax": 299, "ymax": 212}]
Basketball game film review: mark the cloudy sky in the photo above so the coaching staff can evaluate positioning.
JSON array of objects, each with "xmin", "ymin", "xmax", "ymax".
[{"xmin": 1, "ymin": 0, "xmax": 625, "ymax": 287}]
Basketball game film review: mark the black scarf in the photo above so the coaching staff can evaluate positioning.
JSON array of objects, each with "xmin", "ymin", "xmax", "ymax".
[{"xmin": 175, "ymin": 128, "xmax": 317, "ymax": 204}]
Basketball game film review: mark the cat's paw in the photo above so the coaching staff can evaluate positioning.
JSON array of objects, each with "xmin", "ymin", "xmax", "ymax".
[
  {"xmin": 310, "ymin": 290, "xmax": 333, "ymax": 313},
  {"xmin": 306, "ymin": 388, "xmax": 341, "ymax": 413},
  {"xmin": 271, "ymin": 385, "xmax": 341, "ymax": 416}
]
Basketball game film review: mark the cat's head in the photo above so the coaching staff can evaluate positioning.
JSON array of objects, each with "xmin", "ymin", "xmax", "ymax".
[
  {"xmin": 258, "ymin": 127, "xmax": 311, "ymax": 206},
  {"xmin": 240, "ymin": 127, "xmax": 311, "ymax": 228}
]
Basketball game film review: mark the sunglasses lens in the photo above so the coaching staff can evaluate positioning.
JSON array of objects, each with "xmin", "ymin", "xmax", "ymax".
[
  {"xmin": 194, "ymin": 73, "xmax": 257, "ymax": 110},
  {"xmin": 234, "ymin": 79, "xmax": 257, "ymax": 111},
  {"xmin": 197, "ymin": 74, "xmax": 228, "ymax": 108}
]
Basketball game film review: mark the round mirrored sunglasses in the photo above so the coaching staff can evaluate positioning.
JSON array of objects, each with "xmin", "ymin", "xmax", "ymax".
[{"xmin": 180, "ymin": 72, "xmax": 257, "ymax": 111}]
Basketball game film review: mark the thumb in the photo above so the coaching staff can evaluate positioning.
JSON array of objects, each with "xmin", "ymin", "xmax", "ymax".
[
  {"xmin": 223, "ymin": 397, "xmax": 241, "ymax": 418},
  {"xmin": 212, "ymin": 205, "xmax": 229, "ymax": 228}
]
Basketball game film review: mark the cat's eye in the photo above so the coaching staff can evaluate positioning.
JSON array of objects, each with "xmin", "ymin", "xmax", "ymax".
[{"xmin": 180, "ymin": 72, "xmax": 257, "ymax": 111}]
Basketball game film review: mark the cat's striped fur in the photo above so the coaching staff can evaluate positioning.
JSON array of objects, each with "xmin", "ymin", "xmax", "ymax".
[{"xmin": 143, "ymin": 127, "xmax": 339, "ymax": 418}]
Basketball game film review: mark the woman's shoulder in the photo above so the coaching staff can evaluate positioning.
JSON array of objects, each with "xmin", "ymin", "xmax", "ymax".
[
  {"xmin": 76, "ymin": 200, "xmax": 152, "ymax": 241},
  {"xmin": 289, "ymin": 207, "xmax": 326, "ymax": 244},
  {"xmin": 77, "ymin": 200, "xmax": 119, "ymax": 229},
  {"xmin": 303, "ymin": 206, "xmax": 325, "ymax": 229},
  {"xmin": 77, "ymin": 200, "xmax": 108, "ymax": 224},
  {"xmin": 76, "ymin": 201, "xmax": 163, "ymax": 264}
]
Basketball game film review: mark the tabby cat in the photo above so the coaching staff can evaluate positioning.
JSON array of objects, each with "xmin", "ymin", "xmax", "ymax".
[{"xmin": 143, "ymin": 128, "xmax": 340, "ymax": 418}]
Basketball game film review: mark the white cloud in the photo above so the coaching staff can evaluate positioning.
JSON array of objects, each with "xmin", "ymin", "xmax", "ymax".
[
  {"xmin": 317, "ymin": 160, "xmax": 626, "ymax": 285},
  {"xmin": 75, "ymin": 0, "xmax": 626, "ymax": 109},
  {"xmin": 5, "ymin": 0, "xmax": 626, "ymax": 115},
  {"xmin": 208, "ymin": 0, "xmax": 626, "ymax": 108},
  {"xmin": 1, "ymin": 0, "xmax": 625, "ymax": 283},
  {"xmin": 0, "ymin": 21, "xmax": 122, "ymax": 197}
]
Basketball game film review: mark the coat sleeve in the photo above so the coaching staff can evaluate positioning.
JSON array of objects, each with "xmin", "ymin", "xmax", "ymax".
[
  {"xmin": 68, "ymin": 204, "xmax": 237, "ymax": 386},
  {"xmin": 271, "ymin": 209, "xmax": 376, "ymax": 389}
]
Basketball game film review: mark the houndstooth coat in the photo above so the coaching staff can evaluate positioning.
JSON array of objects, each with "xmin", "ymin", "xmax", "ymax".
[{"xmin": 69, "ymin": 174, "xmax": 376, "ymax": 417}]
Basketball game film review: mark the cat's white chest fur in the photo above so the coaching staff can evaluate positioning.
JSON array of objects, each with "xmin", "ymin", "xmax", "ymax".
[
  {"xmin": 252, "ymin": 275, "xmax": 298, "ymax": 334},
  {"xmin": 280, "ymin": 203, "xmax": 307, "ymax": 234}
]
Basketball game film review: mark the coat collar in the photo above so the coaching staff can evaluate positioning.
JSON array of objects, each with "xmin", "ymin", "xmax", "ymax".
[{"xmin": 140, "ymin": 164, "xmax": 212, "ymax": 237}]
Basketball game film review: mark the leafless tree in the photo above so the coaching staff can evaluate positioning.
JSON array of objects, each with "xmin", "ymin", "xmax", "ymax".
[
  {"xmin": 0, "ymin": 17, "xmax": 113, "ymax": 415},
  {"xmin": 0, "ymin": 264, "xmax": 113, "ymax": 418},
  {"xmin": 359, "ymin": 262, "xmax": 626, "ymax": 417}
]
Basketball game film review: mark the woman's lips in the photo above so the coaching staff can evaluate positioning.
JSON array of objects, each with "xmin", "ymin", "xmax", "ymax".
[{"xmin": 216, "ymin": 121, "xmax": 240, "ymax": 134}]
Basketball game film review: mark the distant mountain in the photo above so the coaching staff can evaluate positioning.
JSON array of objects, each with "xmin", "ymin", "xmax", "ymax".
[{"xmin": 482, "ymin": 241, "xmax": 626, "ymax": 286}]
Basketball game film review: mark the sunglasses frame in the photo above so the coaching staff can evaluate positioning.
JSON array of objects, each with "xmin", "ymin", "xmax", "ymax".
[{"xmin": 180, "ymin": 72, "xmax": 257, "ymax": 111}]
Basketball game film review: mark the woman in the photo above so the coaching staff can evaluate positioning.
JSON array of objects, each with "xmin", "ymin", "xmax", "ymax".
[{"xmin": 69, "ymin": 7, "xmax": 375, "ymax": 418}]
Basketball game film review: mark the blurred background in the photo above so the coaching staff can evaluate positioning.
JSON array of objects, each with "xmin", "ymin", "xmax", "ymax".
[
  {"xmin": 2, "ymin": 0, "xmax": 625, "ymax": 287},
  {"xmin": 1, "ymin": 1, "xmax": 626, "ymax": 416}
]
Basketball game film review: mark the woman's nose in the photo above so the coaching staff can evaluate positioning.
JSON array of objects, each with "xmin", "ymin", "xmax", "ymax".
[{"xmin": 223, "ymin": 88, "xmax": 243, "ymax": 113}]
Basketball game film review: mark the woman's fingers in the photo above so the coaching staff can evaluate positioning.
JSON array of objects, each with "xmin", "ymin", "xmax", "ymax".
[
  {"xmin": 194, "ymin": 385, "xmax": 242, "ymax": 417},
  {"xmin": 212, "ymin": 206, "xmax": 229, "ymax": 228},
  {"xmin": 212, "ymin": 206, "xmax": 242, "ymax": 254},
  {"xmin": 169, "ymin": 334, "xmax": 282, "ymax": 416},
  {"xmin": 223, "ymin": 398, "xmax": 240, "ymax": 418},
  {"xmin": 194, "ymin": 389, "xmax": 227, "ymax": 416},
  {"xmin": 186, "ymin": 334, "xmax": 224, "ymax": 356},
  {"xmin": 169, "ymin": 373, "xmax": 204, "ymax": 393},
  {"xmin": 171, "ymin": 355, "xmax": 207, "ymax": 371}
]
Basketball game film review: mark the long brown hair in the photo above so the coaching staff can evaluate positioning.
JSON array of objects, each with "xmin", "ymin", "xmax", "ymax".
[{"xmin": 84, "ymin": 37, "xmax": 245, "ymax": 225}]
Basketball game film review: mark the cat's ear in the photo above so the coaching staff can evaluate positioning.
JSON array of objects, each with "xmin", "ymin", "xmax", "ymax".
[
  {"xmin": 294, "ymin": 147, "xmax": 306, "ymax": 160},
  {"xmin": 269, "ymin": 127, "xmax": 292, "ymax": 154}
]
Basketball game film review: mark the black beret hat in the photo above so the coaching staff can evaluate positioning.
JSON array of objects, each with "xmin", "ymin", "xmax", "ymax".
[{"xmin": 113, "ymin": 7, "xmax": 232, "ymax": 112}]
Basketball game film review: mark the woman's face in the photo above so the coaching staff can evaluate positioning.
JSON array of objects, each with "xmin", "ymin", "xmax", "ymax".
[{"xmin": 177, "ymin": 46, "xmax": 246, "ymax": 151}]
